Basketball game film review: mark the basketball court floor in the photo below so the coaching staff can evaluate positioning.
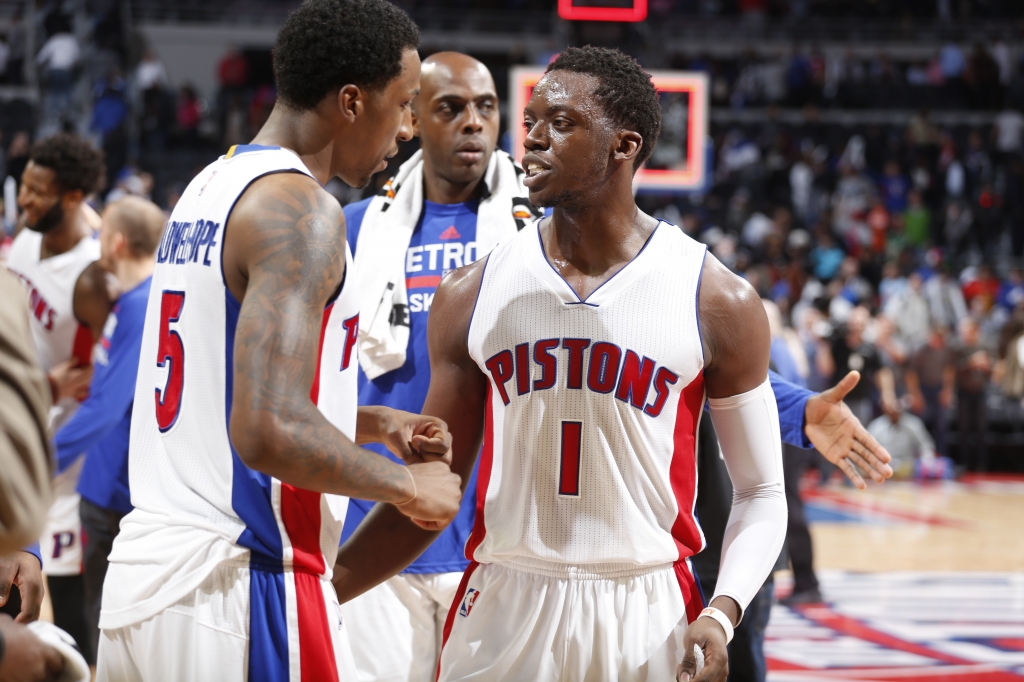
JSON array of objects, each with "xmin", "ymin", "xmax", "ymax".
[{"xmin": 766, "ymin": 474, "xmax": 1024, "ymax": 681}]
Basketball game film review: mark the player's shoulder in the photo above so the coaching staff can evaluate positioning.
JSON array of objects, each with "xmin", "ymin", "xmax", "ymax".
[
  {"xmin": 233, "ymin": 171, "xmax": 342, "ymax": 229},
  {"xmin": 698, "ymin": 251, "xmax": 763, "ymax": 319}
]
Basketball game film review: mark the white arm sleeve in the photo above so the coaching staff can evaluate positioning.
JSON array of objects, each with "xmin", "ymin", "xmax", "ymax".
[{"xmin": 707, "ymin": 377, "xmax": 788, "ymax": 618}]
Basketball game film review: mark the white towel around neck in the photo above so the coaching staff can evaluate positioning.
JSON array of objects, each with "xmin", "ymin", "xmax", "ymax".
[{"xmin": 351, "ymin": 148, "xmax": 539, "ymax": 379}]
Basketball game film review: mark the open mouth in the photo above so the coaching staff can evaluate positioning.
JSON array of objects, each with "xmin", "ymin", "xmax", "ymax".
[{"xmin": 523, "ymin": 156, "xmax": 551, "ymax": 187}]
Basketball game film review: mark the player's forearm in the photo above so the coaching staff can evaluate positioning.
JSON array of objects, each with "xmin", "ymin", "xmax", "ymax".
[
  {"xmin": 332, "ymin": 504, "xmax": 441, "ymax": 602},
  {"xmin": 354, "ymin": 405, "xmax": 393, "ymax": 445},
  {"xmin": 708, "ymin": 378, "xmax": 788, "ymax": 616},
  {"xmin": 231, "ymin": 405, "xmax": 414, "ymax": 504}
]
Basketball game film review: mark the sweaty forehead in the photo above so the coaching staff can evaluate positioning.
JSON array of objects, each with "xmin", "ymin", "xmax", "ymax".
[{"xmin": 530, "ymin": 71, "xmax": 600, "ymax": 110}]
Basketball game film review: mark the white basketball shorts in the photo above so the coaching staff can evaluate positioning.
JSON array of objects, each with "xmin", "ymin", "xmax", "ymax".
[
  {"xmin": 40, "ymin": 457, "xmax": 85, "ymax": 576},
  {"xmin": 96, "ymin": 559, "xmax": 357, "ymax": 682},
  {"xmin": 342, "ymin": 570, "xmax": 463, "ymax": 682},
  {"xmin": 437, "ymin": 558, "xmax": 705, "ymax": 682}
]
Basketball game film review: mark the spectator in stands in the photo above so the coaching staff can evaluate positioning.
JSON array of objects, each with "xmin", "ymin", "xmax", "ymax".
[
  {"xmin": 817, "ymin": 306, "xmax": 896, "ymax": 425},
  {"xmin": 926, "ymin": 262, "xmax": 969, "ymax": 329},
  {"xmin": 135, "ymin": 49, "xmax": 168, "ymax": 117},
  {"xmin": 217, "ymin": 46, "xmax": 248, "ymax": 94},
  {"xmin": 5, "ymin": 132, "xmax": 29, "ymax": 194},
  {"xmin": 53, "ymin": 197, "xmax": 165, "ymax": 660},
  {"xmin": 886, "ymin": 272, "xmax": 931, "ymax": 350},
  {"xmin": 902, "ymin": 189, "xmax": 929, "ymax": 247},
  {"xmin": 90, "ymin": 69, "xmax": 129, "ymax": 189},
  {"xmin": 993, "ymin": 107, "xmax": 1024, "ymax": 162},
  {"xmin": 868, "ymin": 401, "xmax": 939, "ymax": 479},
  {"xmin": 955, "ymin": 318, "xmax": 993, "ymax": 471},
  {"xmin": 998, "ymin": 268, "xmax": 1024, "ymax": 312},
  {"xmin": 879, "ymin": 160, "xmax": 909, "ymax": 215},
  {"xmin": 175, "ymin": 85, "xmax": 201, "ymax": 148},
  {"xmin": 998, "ymin": 307, "xmax": 1024, "ymax": 400},
  {"xmin": 906, "ymin": 325, "xmax": 956, "ymax": 455},
  {"xmin": 5, "ymin": 12, "xmax": 24, "ymax": 85},
  {"xmin": 965, "ymin": 42, "xmax": 1002, "ymax": 110},
  {"xmin": 963, "ymin": 264, "xmax": 1000, "ymax": 306},
  {"xmin": 36, "ymin": 23, "xmax": 80, "ymax": 131}
]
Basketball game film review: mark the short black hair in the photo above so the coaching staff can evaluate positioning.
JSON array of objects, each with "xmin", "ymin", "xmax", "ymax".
[
  {"xmin": 273, "ymin": 0, "xmax": 420, "ymax": 111},
  {"xmin": 29, "ymin": 133, "xmax": 105, "ymax": 195},
  {"xmin": 546, "ymin": 46, "xmax": 661, "ymax": 171}
]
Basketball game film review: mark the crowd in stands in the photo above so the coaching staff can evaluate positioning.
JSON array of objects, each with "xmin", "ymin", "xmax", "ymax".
[
  {"xmin": 641, "ymin": 106, "xmax": 1024, "ymax": 474},
  {"xmin": 676, "ymin": 39, "xmax": 1024, "ymax": 110},
  {"xmin": 0, "ymin": 3, "xmax": 1022, "ymax": 477}
]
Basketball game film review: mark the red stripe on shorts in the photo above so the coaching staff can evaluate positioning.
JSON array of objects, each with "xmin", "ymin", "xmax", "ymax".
[
  {"xmin": 292, "ymin": 570, "xmax": 340, "ymax": 682},
  {"xmin": 437, "ymin": 561, "xmax": 480, "ymax": 682},
  {"xmin": 674, "ymin": 560, "xmax": 705, "ymax": 624}
]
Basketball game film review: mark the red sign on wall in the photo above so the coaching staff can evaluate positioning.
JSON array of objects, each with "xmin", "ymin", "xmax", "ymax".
[{"xmin": 557, "ymin": 0, "xmax": 648, "ymax": 22}]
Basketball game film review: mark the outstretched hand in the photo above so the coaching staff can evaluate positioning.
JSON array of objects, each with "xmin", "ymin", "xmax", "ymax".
[{"xmin": 804, "ymin": 371, "xmax": 893, "ymax": 489}]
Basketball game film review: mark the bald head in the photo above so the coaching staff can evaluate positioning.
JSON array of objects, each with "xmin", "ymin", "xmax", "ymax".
[
  {"xmin": 414, "ymin": 52, "xmax": 500, "ymax": 202},
  {"xmin": 103, "ymin": 196, "xmax": 167, "ymax": 260},
  {"xmin": 418, "ymin": 52, "xmax": 496, "ymax": 105}
]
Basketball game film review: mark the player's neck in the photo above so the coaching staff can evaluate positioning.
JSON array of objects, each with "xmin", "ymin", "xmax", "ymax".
[
  {"xmin": 250, "ymin": 105, "xmax": 334, "ymax": 186},
  {"xmin": 114, "ymin": 256, "xmax": 155, "ymax": 292},
  {"xmin": 547, "ymin": 191, "xmax": 654, "ymax": 274},
  {"xmin": 40, "ymin": 208, "xmax": 89, "ymax": 259},
  {"xmin": 422, "ymin": 161, "xmax": 485, "ymax": 205}
]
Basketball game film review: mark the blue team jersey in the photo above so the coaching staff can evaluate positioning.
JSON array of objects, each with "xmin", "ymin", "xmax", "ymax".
[
  {"xmin": 341, "ymin": 198, "xmax": 481, "ymax": 574},
  {"xmin": 58, "ymin": 276, "xmax": 151, "ymax": 514}
]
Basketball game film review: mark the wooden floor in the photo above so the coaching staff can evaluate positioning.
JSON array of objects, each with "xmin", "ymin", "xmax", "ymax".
[
  {"xmin": 807, "ymin": 475, "xmax": 1024, "ymax": 572},
  {"xmin": 767, "ymin": 474, "xmax": 1024, "ymax": 681}
]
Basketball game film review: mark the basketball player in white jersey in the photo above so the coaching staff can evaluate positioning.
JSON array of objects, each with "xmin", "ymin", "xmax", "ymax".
[
  {"xmin": 5, "ymin": 133, "xmax": 112, "ymax": 661},
  {"xmin": 97, "ymin": 2, "xmax": 461, "ymax": 680},
  {"xmin": 334, "ymin": 46, "xmax": 787, "ymax": 682}
]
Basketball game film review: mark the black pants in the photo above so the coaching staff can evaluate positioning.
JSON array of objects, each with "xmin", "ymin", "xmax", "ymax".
[
  {"xmin": 48, "ymin": 574, "xmax": 91, "ymax": 665},
  {"xmin": 80, "ymin": 498, "xmax": 127, "ymax": 662},
  {"xmin": 782, "ymin": 445, "xmax": 819, "ymax": 595},
  {"xmin": 957, "ymin": 390, "xmax": 989, "ymax": 471},
  {"xmin": 920, "ymin": 384, "xmax": 949, "ymax": 456}
]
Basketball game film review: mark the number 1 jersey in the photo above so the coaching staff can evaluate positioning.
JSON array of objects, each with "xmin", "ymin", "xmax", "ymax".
[
  {"xmin": 465, "ymin": 220, "xmax": 708, "ymax": 571},
  {"xmin": 101, "ymin": 145, "xmax": 360, "ymax": 629}
]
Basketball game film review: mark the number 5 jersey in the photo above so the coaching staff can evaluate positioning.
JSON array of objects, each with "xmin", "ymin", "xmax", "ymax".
[{"xmin": 101, "ymin": 145, "xmax": 361, "ymax": 642}]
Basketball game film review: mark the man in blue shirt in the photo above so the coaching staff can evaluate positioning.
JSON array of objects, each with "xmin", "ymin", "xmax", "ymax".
[
  {"xmin": 51, "ymin": 196, "xmax": 166, "ymax": 661},
  {"xmin": 339, "ymin": 53, "xmax": 892, "ymax": 682}
]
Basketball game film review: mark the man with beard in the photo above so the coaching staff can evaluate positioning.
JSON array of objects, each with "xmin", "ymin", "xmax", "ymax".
[{"xmin": 4, "ymin": 132, "xmax": 110, "ymax": 661}]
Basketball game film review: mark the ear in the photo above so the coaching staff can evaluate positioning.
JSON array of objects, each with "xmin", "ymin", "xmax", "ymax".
[
  {"xmin": 112, "ymin": 229, "xmax": 128, "ymax": 259},
  {"xmin": 62, "ymin": 188, "xmax": 85, "ymax": 211},
  {"xmin": 336, "ymin": 84, "xmax": 363, "ymax": 124},
  {"xmin": 612, "ymin": 131, "xmax": 643, "ymax": 167}
]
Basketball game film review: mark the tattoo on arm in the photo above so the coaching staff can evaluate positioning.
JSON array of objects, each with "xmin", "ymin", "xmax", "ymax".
[{"xmin": 229, "ymin": 175, "xmax": 411, "ymax": 502}]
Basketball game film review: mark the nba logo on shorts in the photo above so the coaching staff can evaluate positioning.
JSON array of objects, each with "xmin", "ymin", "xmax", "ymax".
[{"xmin": 459, "ymin": 588, "xmax": 480, "ymax": 617}]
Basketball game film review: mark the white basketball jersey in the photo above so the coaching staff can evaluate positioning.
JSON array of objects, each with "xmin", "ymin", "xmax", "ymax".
[
  {"xmin": 102, "ymin": 145, "xmax": 360, "ymax": 629},
  {"xmin": 6, "ymin": 228, "xmax": 99, "ymax": 427},
  {"xmin": 466, "ymin": 221, "xmax": 708, "ymax": 570}
]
